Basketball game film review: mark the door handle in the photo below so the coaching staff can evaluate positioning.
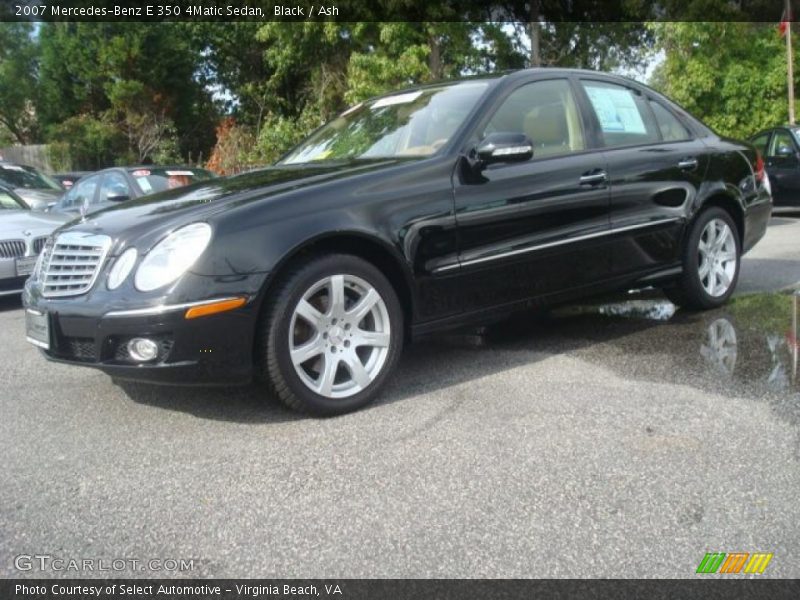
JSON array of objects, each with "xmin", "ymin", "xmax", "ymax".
[
  {"xmin": 579, "ymin": 171, "xmax": 607, "ymax": 185},
  {"xmin": 678, "ymin": 157, "xmax": 699, "ymax": 170}
]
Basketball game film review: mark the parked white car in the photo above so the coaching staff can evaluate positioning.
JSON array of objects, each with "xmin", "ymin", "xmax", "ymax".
[{"xmin": 0, "ymin": 184, "xmax": 69, "ymax": 296}]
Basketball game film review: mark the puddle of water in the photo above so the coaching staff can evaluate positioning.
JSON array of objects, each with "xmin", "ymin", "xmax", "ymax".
[{"xmin": 437, "ymin": 291, "xmax": 800, "ymax": 400}]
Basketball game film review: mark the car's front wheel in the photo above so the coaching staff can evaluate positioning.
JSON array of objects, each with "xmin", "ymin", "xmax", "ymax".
[
  {"xmin": 259, "ymin": 254, "xmax": 403, "ymax": 416},
  {"xmin": 664, "ymin": 207, "xmax": 741, "ymax": 309}
]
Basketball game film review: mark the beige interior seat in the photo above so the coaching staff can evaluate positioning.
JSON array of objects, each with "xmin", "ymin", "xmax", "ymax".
[{"xmin": 523, "ymin": 103, "xmax": 571, "ymax": 157}]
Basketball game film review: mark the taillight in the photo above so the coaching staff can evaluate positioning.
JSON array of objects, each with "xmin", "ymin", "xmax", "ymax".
[{"xmin": 754, "ymin": 152, "xmax": 766, "ymax": 183}]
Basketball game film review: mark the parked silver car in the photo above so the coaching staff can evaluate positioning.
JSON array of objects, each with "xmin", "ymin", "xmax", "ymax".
[
  {"xmin": 0, "ymin": 162, "xmax": 64, "ymax": 210},
  {"xmin": 0, "ymin": 185, "xmax": 69, "ymax": 296}
]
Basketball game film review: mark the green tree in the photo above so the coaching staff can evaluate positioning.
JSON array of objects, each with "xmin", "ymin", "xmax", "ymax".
[
  {"xmin": 47, "ymin": 115, "xmax": 124, "ymax": 169},
  {"xmin": 651, "ymin": 22, "xmax": 791, "ymax": 138},
  {"xmin": 186, "ymin": 22, "xmax": 273, "ymax": 130},
  {"xmin": 37, "ymin": 23, "xmax": 217, "ymax": 165},
  {"xmin": 0, "ymin": 23, "xmax": 39, "ymax": 144}
]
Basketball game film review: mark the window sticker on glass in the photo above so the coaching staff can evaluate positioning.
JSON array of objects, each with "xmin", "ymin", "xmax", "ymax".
[
  {"xmin": 165, "ymin": 170, "xmax": 194, "ymax": 176},
  {"xmin": 371, "ymin": 91, "xmax": 423, "ymax": 108},
  {"xmin": 137, "ymin": 177, "xmax": 153, "ymax": 193},
  {"xmin": 585, "ymin": 86, "xmax": 646, "ymax": 134},
  {"xmin": 132, "ymin": 169, "xmax": 151, "ymax": 177}
]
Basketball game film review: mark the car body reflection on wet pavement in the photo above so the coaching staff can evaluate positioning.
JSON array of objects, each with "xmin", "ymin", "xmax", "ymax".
[{"xmin": 436, "ymin": 290, "xmax": 799, "ymax": 424}]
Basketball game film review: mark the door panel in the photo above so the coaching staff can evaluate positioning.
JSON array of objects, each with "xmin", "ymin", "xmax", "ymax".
[
  {"xmin": 452, "ymin": 78, "xmax": 611, "ymax": 314},
  {"xmin": 765, "ymin": 129, "xmax": 800, "ymax": 205},
  {"xmin": 577, "ymin": 79, "xmax": 706, "ymax": 277},
  {"xmin": 603, "ymin": 141, "xmax": 705, "ymax": 275}
]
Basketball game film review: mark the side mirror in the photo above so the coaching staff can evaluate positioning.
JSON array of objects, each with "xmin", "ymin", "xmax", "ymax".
[
  {"xmin": 106, "ymin": 192, "xmax": 130, "ymax": 203},
  {"xmin": 475, "ymin": 132, "xmax": 533, "ymax": 166}
]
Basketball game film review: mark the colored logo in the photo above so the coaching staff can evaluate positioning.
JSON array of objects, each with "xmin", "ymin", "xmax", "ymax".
[{"xmin": 696, "ymin": 552, "xmax": 773, "ymax": 574}]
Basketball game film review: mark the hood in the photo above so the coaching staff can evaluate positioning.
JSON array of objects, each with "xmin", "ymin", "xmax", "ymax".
[
  {"xmin": 14, "ymin": 188, "xmax": 62, "ymax": 209},
  {"xmin": 63, "ymin": 160, "xmax": 410, "ymax": 249},
  {"xmin": 0, "ymin": 209, "xmax": 71, "ymax": 238}
]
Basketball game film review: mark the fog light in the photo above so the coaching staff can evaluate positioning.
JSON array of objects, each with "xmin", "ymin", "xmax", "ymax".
[{"xmin": 127, "ymin": 338, "xmax": 159, "ymax": 362}]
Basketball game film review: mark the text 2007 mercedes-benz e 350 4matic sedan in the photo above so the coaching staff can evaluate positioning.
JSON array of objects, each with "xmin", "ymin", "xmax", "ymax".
[{"xmin": 24, "ymin": 69, "xmax": 772, "ymax": 415}]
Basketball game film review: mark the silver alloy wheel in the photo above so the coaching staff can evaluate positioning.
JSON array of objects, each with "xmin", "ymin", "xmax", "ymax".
[
  {"xmin": 288, "ymin": 274, "xmax": 391, "ymax": 399},
  {"xmin": 700, "ymin": 317, "xmax": 738, "ymax": 376},
  {"xmin": 697, "ymin": 218, "xmax": 737, "ymax": 297}
]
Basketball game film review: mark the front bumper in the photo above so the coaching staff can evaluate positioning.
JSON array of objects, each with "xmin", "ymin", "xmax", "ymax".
[
  {"xmin": 0, "ymin": 258, "xmax": 27, "ymax": 296},
  {"xmin": 22, "ymin": 273, "xmax": 268, "ymax": 385},
  {"xmin": 0, "ymin": 275, "xmax": 27, "ymax": 296}
]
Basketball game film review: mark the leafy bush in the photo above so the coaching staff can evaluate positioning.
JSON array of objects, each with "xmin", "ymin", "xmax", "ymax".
[
  {"xmin": 46, "ymin": 142, "xmax": 72, "ymax": 172},
  {"xmin": 205, "ymin": 117, "xmax": 255, "ymax": 175},
  {"xmin": 46, "ymin": 115, "xmax": 125, "ymax": 170}
]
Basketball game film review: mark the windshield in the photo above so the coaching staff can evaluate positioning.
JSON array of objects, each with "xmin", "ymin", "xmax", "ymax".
[
  {"xmin": 0, "ymin": 164, "xmax": 62, "ymax": 191},
  {"xmin": 0, "ymin": 190, "xmax": 26, "ymax": 210},
  {"xmin": 280, "ymin": 82, "xmax": 490, "ymax": 164},
  {"xmin": 130, "ymin": 167, "xmax": 216, "ymax": 195}
]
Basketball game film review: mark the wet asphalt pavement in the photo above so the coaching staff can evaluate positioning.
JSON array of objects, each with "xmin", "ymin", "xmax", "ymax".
[{"xmin": 1, "ymin": 215, "xmax": 799, "ymax": 579}]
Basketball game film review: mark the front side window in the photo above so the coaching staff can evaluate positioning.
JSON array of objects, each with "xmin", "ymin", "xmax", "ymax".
[
  {"xmin": 99, "ymin": 172, "xmax": 132, "ymax": 202},
  {"xmin": 482, "ymin": 78, "xmax": 585, "ymax": 158},
  {"xmin": 649, "ymin": 100, "xmax": 691, "ymax": 142},
  {"xmin": 61, "ymin": 175, "xmax": 99, "ymax": 209},
  {"xmin": 581, "ymin": 80, "xmax": 659, "ymax": 148},
  {"xmin": 768, "ymin": 130, "xmax": 796, "ymax": 157},
  {"xmin": 792, "ymin": 127, "xmax": 800, "ymax": 147},
  {"xmin": 281, "ymin": 82, "xmax": 490, "ymax": 164}
]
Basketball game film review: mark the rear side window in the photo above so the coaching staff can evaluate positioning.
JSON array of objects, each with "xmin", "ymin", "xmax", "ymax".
[
  {"xmin": 750, "ymin": 132, "xmax": 770, "ymax": 157},
  {"xmin": 649, "ymin": 101, "xmax": 691, "ymax": 141},
  {"xmin": 580, "ymin": 80, "xmax": 659, "ymax": 148}
]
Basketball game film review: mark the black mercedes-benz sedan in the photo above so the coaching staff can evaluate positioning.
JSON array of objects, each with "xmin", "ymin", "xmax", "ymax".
[{"xmin": 23, "ymin": 69, "xmax": 772, "ymax": 415}]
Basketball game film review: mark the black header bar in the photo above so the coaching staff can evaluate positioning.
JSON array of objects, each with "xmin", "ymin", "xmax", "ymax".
[{"xmin": 0, "ymin": 0, "xmax": 793, "ymax": 22}]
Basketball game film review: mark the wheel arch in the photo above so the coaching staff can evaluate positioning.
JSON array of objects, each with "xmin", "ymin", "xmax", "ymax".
[
  {"xmin": 694, "ymin": 188, "xmax": 745, "ymax": 245},
  {"xmin": 252, "ymin": 230, "xmax": 416, "ymax": 342}
]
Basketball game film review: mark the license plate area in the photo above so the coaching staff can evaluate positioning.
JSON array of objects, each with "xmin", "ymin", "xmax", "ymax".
[
  {"xmin": 16, "ymin": 255, "xmax": 37, "ymax": 277},
  {"xmin": 26, "ymin": 309, "xmax": 50, "ymax": 350}
]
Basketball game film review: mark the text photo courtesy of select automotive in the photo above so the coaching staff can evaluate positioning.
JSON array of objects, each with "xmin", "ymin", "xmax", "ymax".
[{"xmin": 1, "ymin": 5, "xmax": 800, "ymax": 593}]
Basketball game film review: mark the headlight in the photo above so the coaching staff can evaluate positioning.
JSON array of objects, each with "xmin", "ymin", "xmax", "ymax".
[
  {"xmin": 134, "ymin": 223, "xmax": 212, "ymax": 292},
  {"xmin": 107, "ymin": 247, "xmax": 138, "ymax": 290}
]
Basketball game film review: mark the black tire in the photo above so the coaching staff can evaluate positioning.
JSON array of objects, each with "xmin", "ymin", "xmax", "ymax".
[
  {"xmin": 663, "ymin": 207, "xmax": 741, "ymax": 310},
  {"xmin": 257, "ymin": 254, "xmax": 403, "ymax": 416}
]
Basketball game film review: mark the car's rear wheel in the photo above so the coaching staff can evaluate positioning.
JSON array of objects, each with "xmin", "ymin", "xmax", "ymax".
[
  {"xmin": 259, "ymin": 254, "xmax": 403, "ymax": 416},
  {"xmin": 663, "ymin": 207, "xmax": 740, "ymax": 310}
]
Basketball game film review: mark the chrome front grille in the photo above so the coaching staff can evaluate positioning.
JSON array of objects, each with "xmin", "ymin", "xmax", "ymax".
[
  {"xmin": 0, "ymin": 240, "xmax": 25, "ymax": 259},
  {"xmin": 40, "ymin": 231, "xmax": 112, "ymax": 298},
  {"xmin": 33, "ymin": 237, "xmax": 47, "ymax": 254}
]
